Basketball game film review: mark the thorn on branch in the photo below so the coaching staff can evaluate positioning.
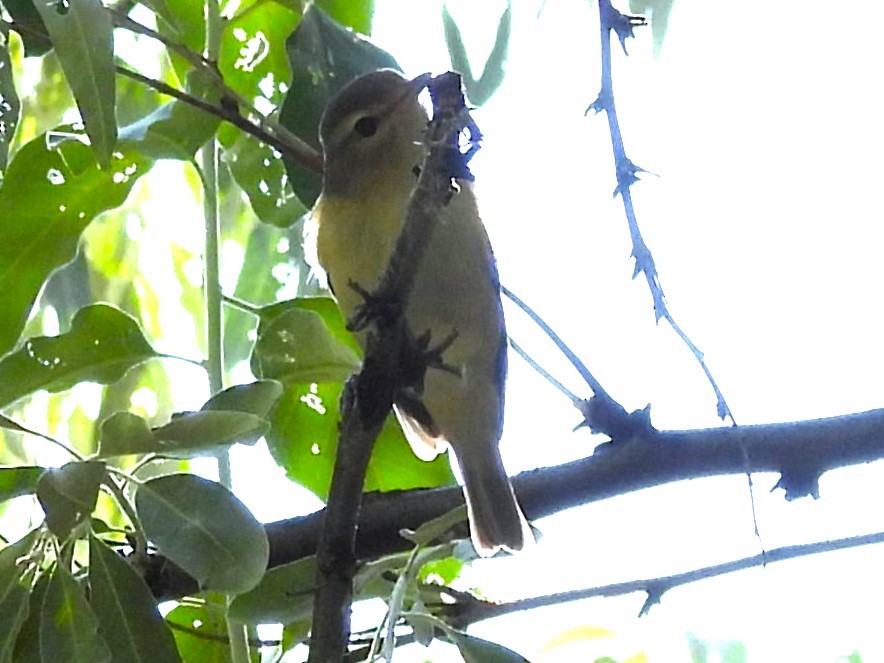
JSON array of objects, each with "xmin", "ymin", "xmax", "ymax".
[
  {"xmin": 600, "ymin": 0, "xmax": 648, "ymax": 55},
  {"xmin": 773, "ymin": 467, "xmax": 822, "ymax": 501},
  {"xmin": 575, "ymin": 398, "xmax": 654, "ymax": 442}
]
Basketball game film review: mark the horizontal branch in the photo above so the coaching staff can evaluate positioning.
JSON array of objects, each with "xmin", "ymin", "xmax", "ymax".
[{"xmin": 148, "ymin": 407, "xmax": 884, "ymax": 600}]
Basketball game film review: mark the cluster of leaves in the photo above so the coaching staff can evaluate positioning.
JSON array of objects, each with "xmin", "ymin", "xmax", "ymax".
[{"xmin": 0, "ymin": 0, "xmax": 529, "ymax": 660}]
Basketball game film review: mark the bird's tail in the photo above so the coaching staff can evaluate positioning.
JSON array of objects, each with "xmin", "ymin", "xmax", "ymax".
[{"xmin": 458, "ymin": 444, "xmax": 531, "ymax": 557}]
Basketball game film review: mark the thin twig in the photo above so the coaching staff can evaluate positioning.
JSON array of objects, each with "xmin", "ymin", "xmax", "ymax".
[
  {"xmin": 508, "ymin": 338, "xmax": 580, "ymax": 403},
  {"xmin": 445, "ymin": 529, "xmax": 884, "ymax": 623},
  {"xmin": 588, "ymin": 0, "xmax": 734, "ymax": 423}
]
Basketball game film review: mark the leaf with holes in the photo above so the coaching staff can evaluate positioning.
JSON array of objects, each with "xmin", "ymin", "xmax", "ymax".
[
  {"xmin": 1, "ymin": 35, "xmax": 20, "ymax": 175},
  {"xmin": 0, "ymin": 131, "xmax": 151, "ymax": 356},
  {"xmin": 0, "ymin": 305, "xmax": 158, "ymax": 409}
]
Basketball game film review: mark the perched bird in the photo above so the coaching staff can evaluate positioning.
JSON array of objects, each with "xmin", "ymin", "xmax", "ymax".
[{"xmin": 311, "ymin": 69, "xmax": 529, "ymax": 555}]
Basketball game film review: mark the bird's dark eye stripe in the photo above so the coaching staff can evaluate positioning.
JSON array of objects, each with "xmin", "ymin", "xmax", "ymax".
[{"xmin": 354, "ymin": 116, "xmax": 379, "ymax": 137}]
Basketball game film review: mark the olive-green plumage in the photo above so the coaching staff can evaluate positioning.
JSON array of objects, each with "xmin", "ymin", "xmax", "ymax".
[{"xmin": 312, "ymin": 70, "xmax": 528, "ymax": 555}]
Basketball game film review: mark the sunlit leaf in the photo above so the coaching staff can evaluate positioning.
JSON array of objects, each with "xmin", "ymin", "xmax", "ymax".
[
  {"xmin": 0, "ymin": 532, "xmax": 36, "ymax": 661},
  {"xmin": 40, "ymin": 564, "xmax": 111, "ymax": 663},
  {"xmin": 0, "ymin": 132, "xmax": 151, "ymax": 356},
  {"xmin": 219, "ymin": 1, "xmax": 298, "ymax": 109},
  {"xmin": 0, "ymin": 465, "xmax": 44, "ymax": 503},
  {"xmin": 88, "ymin": 535, "xmax": 182, "ymax": 663},
  {"xmin": 33, "ymin": 0, "xmax": 116, "ymax": 169},
  {"xmin": 0, "ymin": 36, "xmax": 20, "ymax": 176},
  {"xmin": 266, "ymin": 381, "xmax": 455, "ymax": 500},
  {"xmin": 165, "ymin": 597, "xmax": 231, "ymax": 662},
  {"xmin": 36, "ymin": 460, "xmax": 106, "ymax": 539},
  {"xmin": 228, "ymin": 556, "xmax": 316, "ymax": 624},
  {"xmin": 541, "ymin": 625, "xmax": 616, "ymax": 652},
  {"xmin": 280, "ymin": 4, "xmax": 399, "ymax": 207},
  {"xmin": 135, "ymin": 474, "xmax": 269, "ymax": 595},
  {"xmin": 3, "ymin": 0, "xmax": 51, "ymax": 56},
  {"xmin": 0, "ymin": 305, "xmax": 158, "ymax": 409}
]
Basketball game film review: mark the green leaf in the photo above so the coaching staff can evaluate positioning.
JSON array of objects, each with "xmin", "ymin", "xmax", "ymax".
[
  {"xmin": 98, "ymin": 381, "xmax": 283, "ymax": 457},
  {"xmin": 165, "ymin": 598, "xmax": 231, "ymax": 662},
  {"xmin": 0, "ymin": 305, "xmax": 158, "ymax": 409},
  {"xmin": 628, "ymin": 0, "xmax": 675, "ymax": 56},
  {"xmin": 201, "ymin": 380, "xmax": 284, "ymax": 418},
  {"xmin": 219, "ymin": 2, "xmax": 299, "ymax": 109},
  {"xmin": 227, "ymin": 556, "xmax": 316, "ymax": 624},
  {"xmin": 12, "ymin": 569, "xmax": 49, "ymax": 663},
  {"xmin": 0, "ymin": 533, "xmax": 36, "ymax": 662},
  {"xmin": 36, "ymin": 460, "xmax": 106, "ymax": 539},
  {"xmin": 135, "ymin": 474, "xmax": 269, "ymax": 595},
  {"xmin": 1, "ymin": 36, "xmax": 20, "ymax": 176},
  {"xmin": 3, "ymin": 0, "xmax": 51, "ymax": 56},
  {"xmin": 0, "ymin": 466, "xmax": 44, "ymax": 503},
  {"xmin": 316, "ymin": 0, "xmax": 375, "ymax": 35},
  {"xmin": 220, "ymin": 128, "xmax": 308, "ymax": 228},
  {"xmin": 443, "ymin": 2, "xmax": 511, "ymax": 107},
  {"xmin": 251, "ymin": 305, "xmax": 361, "ymax": 384},
  {"xmin": 40, "ymin": 564, "xmax": 111, "ymax": 663},
  {"xmin": 88, "ymin": 535, "xmax": 182, "ymax": 663},
  {"xmin": 451, "ymin": 631, "xmax": 531, "ymax": 663},
  {"xmin": 280, "ymin": 4, "xmax": 399, "ymax": 207},
  {"xmin": 119, "ymin": 71, "xmax": 221, "ymax": 161},
  {"xmin": 33, "ymin": 0, "xmax": 116, "ymax": 169},
  {"xmin": 0, "ymin": 131, "xmax": 150, "ymax": 356},
  {"xmin": 266, "ymin": 381, "xmax": 455, "ymax": 500}
]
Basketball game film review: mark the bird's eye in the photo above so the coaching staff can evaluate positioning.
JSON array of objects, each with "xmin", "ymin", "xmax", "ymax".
[{"xmin": 354, "ymin": 116, "xmax": 379, "ymax": 138}]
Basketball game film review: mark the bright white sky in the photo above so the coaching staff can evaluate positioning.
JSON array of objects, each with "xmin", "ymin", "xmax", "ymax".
[{"xmin": 360, "ymin": 0, "xmax": 884, "ymax": 661}]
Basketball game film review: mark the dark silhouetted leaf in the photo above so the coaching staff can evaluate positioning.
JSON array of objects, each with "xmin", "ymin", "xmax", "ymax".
[
  {"xmin": 3, "ymin": 0, "xmax": 51, "ymax": 56},
  {"xmin": 0, "ymin": 37, "xmax": 20, "ymax": 175},
  {"xmin": 36, "ymin": 460, "xmax": 106, "ymax": 539},
  {"xmin": 0, "ymin": 532, "xmax": 37, "ymax": 661}
]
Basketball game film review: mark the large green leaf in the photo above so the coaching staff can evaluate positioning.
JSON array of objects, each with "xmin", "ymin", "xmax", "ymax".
[
  {"xmin": 33, "ymin": 0, "xmax": 116, "ymax": 169},
  {"xmin": 88, "ymin": 535, "xmax": 182, "ymax": 663},
  {"xmin": 0, "ymin": 131, "xmax": 151, "ymax": 356},
  {"xmin": 40, "ymin": 564, "xmax": 111, "ymax": 663},
  {"xmin": 267, "ymin": 381, "xmax": 455, "ymax": 500},
  {"xmin": 280, "ymin": 5, "xmax": 399, "ymax": 207},
  {"xmin": 0, "ymin": 305, "xmax": 158, "ymax": 409},
  {"xmin": 0, "ymin": 36, "xmax": 20, "ymax": 176},
  {"xmin": 35, "ymin": 460, "xmax": 106, "ymax": 540},
  {"xmin": 0, "ymin": 533, "xmax": 36, "ymax": 662},
  {"xmin": 0, "ymin": 465, "xmax": 44, "ymax": 503},
  {"xmin": 135, "ymin": 474, "xmax": 269, "ymax": 595}
]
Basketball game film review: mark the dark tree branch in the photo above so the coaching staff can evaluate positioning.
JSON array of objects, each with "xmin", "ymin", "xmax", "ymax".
[
  {"xmin": 586, "ymin": 0, "xmax": 734, "ymax": 423},
  {"xmin": 307, "ymin": 72, "xmax": 478, "ymax": 663},
  {"xmin": 148, "ymin": 407, "xmax": 884, "ymax": 602}
]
